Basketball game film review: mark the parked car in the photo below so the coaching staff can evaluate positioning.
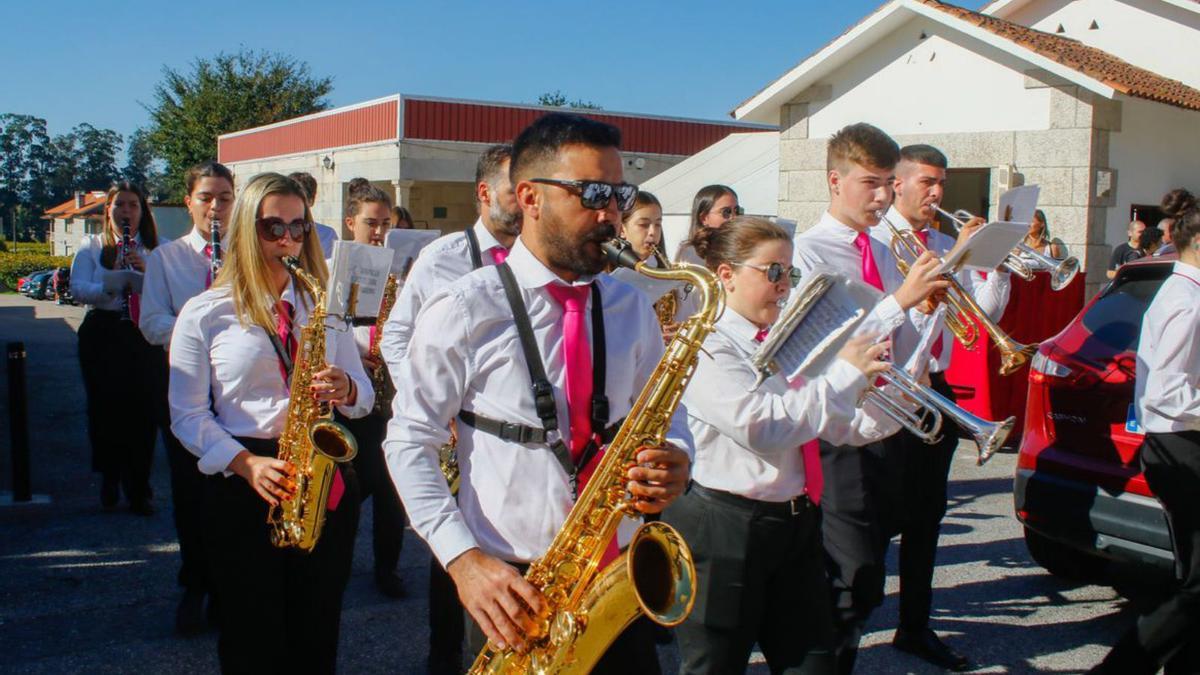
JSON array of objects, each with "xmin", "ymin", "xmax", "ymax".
[
  {"xmin": 1015, "ymin": 256, "xmax": 1176, "ymax": 581},
  {"xmin": 26, "ymin": 271, "xmax": 55, "ymax": 300},
  {"xmin": 16, "ymin": 269, "xmax": 53, "ymax": 295}
]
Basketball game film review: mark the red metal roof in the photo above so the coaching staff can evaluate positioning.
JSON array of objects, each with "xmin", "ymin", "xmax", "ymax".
[{"xmin": 218, "ymin": 94, "xmax": 773, "ymax": 163}]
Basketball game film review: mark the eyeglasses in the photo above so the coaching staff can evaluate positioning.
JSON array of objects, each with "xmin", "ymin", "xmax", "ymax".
[
  {"xmin": 256, "ymin": 217, "xmax": 312, "ymax": 242},
  {"xmin": 733, "ymin": 261, "xmax": 802, "ymax": 287},
  {"xmin": 711, "ymin": 205, "xmax": 745, "ymax": 220},
  {"xmin": 530, "ymin": 178, "xmax": 639, "ymax": 212}
]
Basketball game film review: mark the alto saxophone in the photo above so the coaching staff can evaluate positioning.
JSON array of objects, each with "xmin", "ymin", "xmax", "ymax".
[
  {"xmin": 369, "ymin": 274, "xmax": 399, "ymax": 415},
  {"xmin": 650, "ymin": 247, "xmax": 677, "ymax": 329},
  {"xmin": 268, "ymin": 256, "xmax": 359, "ymax": 552},
  {"xmin": 469, "ymin": 238, "xmax": 724, "ymax": 675}
]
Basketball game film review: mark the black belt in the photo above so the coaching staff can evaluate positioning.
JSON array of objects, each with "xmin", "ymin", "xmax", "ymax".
[{"xmin": 690, "ymin": 482, "xmax": 815, "ymax": 517}]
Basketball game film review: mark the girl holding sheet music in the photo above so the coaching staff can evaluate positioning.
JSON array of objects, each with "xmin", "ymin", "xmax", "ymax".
[
  {"xmin": 339, "ymin": 178, "xmax": 410, "ymax": 599},
  {"xmin": 660, "ymin": 216, "xmax": 891, "ymax": 674},
  {"xmin": 70, "ymin": 182, "xmax": 162, "ymax": 514}
]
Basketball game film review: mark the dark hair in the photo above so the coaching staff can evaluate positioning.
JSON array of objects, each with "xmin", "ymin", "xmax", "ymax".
[
  {"xmin": 287, "ymin": 172, "xmax": 318, "ymax": 202},
  {"xmin": 1173, "ymin": 208, "xmax": 1200, "ymax": 251},
  {"xmin": 475, "ymin": 144, "xmax": 513, "ymax": 205},
  {"xmin": 1034, "ymin": 209, "xmax": 1047, "ymax": 224},
  {"xmin": 689, "ymin": 184, "xmax": 738, "ymax": 240},
  {"xmin": 1161, "ymin": 188, "xmax": 1196, "ymax": 218},
  {"xmin": 184, "ymin": 161, "xmax": 234, "ymax": 195},
  {"xmin": 392, "ymin": 206, "xmax": 413, "ymax": 229},
  {"xmin": 622, "ymin": 190, "xmax": 662, "ymax": 222},
  {"xmin": 100, "ymin": 181, "xmax": 159, "ymax": 268},
  {"xmin": 1138, "ymin": 226, "xmax": 1163, "ymax": 251},
  {"xmin": 344, "ymin": 178, "xmax": 393, "ymax": 218},
  {"xmin": 688, "ymin": 216, "xmax": 789, "ymax": 273},
  {"xmin": 827, "ymin": 122, "xmax": 899, "ymax": 173},
  {"xmin": 899, "ymin": 144, "xmax": 947, "ymax": 169},
  {"xmin": 510, "ymin": 113, "xmax": 622, "ymax": 184}
]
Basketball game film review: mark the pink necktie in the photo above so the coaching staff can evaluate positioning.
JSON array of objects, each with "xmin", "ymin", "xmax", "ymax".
[
  {"xmin": 914, "ymin": 229, "xmax": 929, "ymax": 249},
  {"xmin": 913, "ymin": 230, "xmax": 945, "ymax": 359},
  {"xmin": 855, "ymin": 232, "xmax": 884, "ymax": 291},
  {"xmin": 203, "ymin": 244, "xmax": 213, "ymax": 289},
  {"xmin": 755, "ymin": 330, "xmax": 823, "ymax": 504},
  {"xmin": 546, "ymin": 284, "xmax": 594, "ymax": 462},
  {"xmin": 490, "ymin": 246, "xmax": 509, "ymax": 265}
]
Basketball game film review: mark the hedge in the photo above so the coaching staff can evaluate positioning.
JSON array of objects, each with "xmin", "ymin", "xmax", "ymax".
[{"xmin": 0, "ymin": 251, "xmax": 73, "ymax": 291}]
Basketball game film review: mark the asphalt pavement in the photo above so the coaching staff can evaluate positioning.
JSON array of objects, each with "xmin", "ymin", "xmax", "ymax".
[{"xmin": 0, "ymin": 293, "xmax": 1156, "ymax": 673}]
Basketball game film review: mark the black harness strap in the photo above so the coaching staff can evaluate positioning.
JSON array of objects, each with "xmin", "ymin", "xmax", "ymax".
[{"xmin": 464, "ymin": 227, "xmax": 484, "ymax": 270}]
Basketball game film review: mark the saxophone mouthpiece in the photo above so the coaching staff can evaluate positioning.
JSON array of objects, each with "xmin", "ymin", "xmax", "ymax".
[
  {"xmin": 281, "ymin": 255, "xmax": 301, "ymax": 272},
  {"xmin": 601, "ymin": 238, "xmax": 642, "ymax": 271}
]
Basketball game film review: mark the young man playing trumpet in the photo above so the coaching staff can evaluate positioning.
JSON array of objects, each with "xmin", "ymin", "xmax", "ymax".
[
  {"xmin": 791, "ymin": 123, "xmax": 949, "ymax": 675},
  {"xmin": 872, "ymin": 144, "xmax": 1012, "ymax": 671}
]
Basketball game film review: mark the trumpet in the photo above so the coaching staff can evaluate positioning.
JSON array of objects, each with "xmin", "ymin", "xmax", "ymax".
[
  {"xmin": 879, "ymin": 210, "xmax": 1038, "ymax": 376},
  {"xmin": 935, "ymin": 206, "xmax": 1080, "ymax": 291}
]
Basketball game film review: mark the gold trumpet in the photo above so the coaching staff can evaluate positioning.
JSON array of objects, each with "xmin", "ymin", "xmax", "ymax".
[{"xmin": 879, "ymin": 210, "xmax": 1038, "ymax": 376}]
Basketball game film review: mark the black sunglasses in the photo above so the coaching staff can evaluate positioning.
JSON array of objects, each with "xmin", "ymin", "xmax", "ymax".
[
  {"xmin": 256, "ymin": 217, "xmax": 312, "ymax": 242},
  {"xmin": 531, "ymin": 178, "xmax": 639, "ymax": 212},
  {"xmin": 713, "ymin": 205, "xmax": 745, "ymax": 220},
  {"xmin": 733, "ymin": 261, "xmax": 803, "ymax": 287}
]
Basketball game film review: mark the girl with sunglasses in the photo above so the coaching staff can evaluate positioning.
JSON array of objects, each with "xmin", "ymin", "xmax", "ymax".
[
  {"xmin": 70, "ymin": 182, "xmax": 162, "ymax": 514},
  {"xmin": 168, "ymin": 172, "xmax": 373, "ymax": 673},
  {"xmin": 662, "ymin": 216, "xmax": 892, "ymax": 674}
]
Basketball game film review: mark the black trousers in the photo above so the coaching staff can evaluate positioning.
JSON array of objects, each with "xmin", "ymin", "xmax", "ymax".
[
  {"xmin": 206, "ymin": 437, "xmax": 360, "ymax": 675},
  {"xmin": 428, "ymin": 558, "xmax": 465, "ymax": 673},
  {"xmin": 664, "ymin": 484, "xmax": 835, "ymax": 675},
  {"xmin": 341, "ymin": 411, "xmax": 406, "ymax": 574},
  {"xmin": 885, "ymin": 371, "xmax": 958, "ymax": 632},
  {"xmin": 463, "ymin": 563, "xmax": 662, "ymax": 674},
  {"xmin": 1096, "ymin": 430, "xmax": 1200, "ymax": 674},
  {"xmin": 819, "ymin": 435, "xmax": 905, "ymax": 675},
  {"xmin": 150, "ymin": 348, "xmax": 210, "ymax": 591},
  {"xmin": 77, "ymin": 309, "xmax": 158, "ymax": 502}
]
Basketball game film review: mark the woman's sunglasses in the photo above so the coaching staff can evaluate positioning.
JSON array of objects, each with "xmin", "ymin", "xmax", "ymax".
[
  {"xmin": 531, "ymin": 178, "xmax": 639, "ymax": 212},
  {"xmin": 733, "ymin": 261, "xmax": 803, "ymax": 287},
  {"xmin": 256, "ymin": 217, "xmax": 312, "ymax": 242}
]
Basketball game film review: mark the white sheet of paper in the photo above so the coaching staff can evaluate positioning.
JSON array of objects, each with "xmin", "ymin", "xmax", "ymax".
[
  {"xmin": 609, "ymin": 266, "xmax": 687, "ymax": 303},
  {"xmin": 997, "ymin": 185, "xmax": 1040, "ymax": 225},
  {"xmin": 385, "ymin": 229, "xmax": 441, "ymax": 276},
  {"xmin": 102, "ymin": 269, "xmax": 143, "ymax": 294},
  {"xmin": 327, "ymin": 241, "xmax": 394, "ymax": 319},
  {"xmin": 937, "ymin": 221, "xmax": 1028, "ymax": 273}
]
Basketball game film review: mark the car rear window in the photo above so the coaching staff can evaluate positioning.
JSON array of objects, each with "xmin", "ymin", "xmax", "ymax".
[{"xmin": 1081, "ymin": 266, "xmax": 1171, "ymax": 351}]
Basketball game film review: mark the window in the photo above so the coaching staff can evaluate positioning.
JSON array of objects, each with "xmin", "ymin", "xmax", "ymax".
[{"xmin": 1081, "ymin": 265, "xmax": 1171, "ymax": 351}]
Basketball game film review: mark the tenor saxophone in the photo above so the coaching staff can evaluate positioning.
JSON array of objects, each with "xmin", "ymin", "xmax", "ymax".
[
  {"xmin": 650, "ymin": 248, "xmax": 678, "ymax": 329},
  {"xmin": 369, "ymin": 274, "xmax": 399, "ymax": 415},
  {"xmin": 469, "ymin": 238, "xmax": 724, "ymax": 675},
  {"xmin": 268, "ymin": 256, "xmax": 359, "ymax": 552}
]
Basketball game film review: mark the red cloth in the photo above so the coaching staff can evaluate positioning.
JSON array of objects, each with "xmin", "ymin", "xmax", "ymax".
[
  {"xmin": 756, "ymin": 330, "xmax": 823, "ymax": 504},
  {"xmin": 275, "ymin": 300, "xmax": 297, "ymax": 384},
  {"xmin": 203, "ymin": 244, "xmax": 213, "ymax": 289},
  {"xmin": 855, "ymin": 232, "xmax": 884, "ymax": 291}
]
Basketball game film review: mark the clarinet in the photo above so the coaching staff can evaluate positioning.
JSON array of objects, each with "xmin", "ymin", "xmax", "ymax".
[
  {"xmin": 119, "ymin": 218, "xmax": 134, "ymax": 322},
  {"xmin": 209, "ymin": 217, "xmax": 223, "ymax": 281}
]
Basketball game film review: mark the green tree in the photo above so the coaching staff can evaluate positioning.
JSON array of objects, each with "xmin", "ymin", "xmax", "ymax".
[
  {"xmin": 536, "ymin": 90, "xmax": 602, "ymax": 110},
  {"xmin": 0, "ymin": 114, "xmax": 52, "ymax": 240},
  {"xmin": 123, "ymin": 127, "xmax": 168, "ymax": 200},
  {"xmin": 146, "ymin": 49, "xmax": 333, "ymax": 200}
]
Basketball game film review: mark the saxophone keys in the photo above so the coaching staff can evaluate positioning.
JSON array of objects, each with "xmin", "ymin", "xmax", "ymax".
[{"xmin": 549, "ymin": 611, "xmax": 580, "ymax": 647}]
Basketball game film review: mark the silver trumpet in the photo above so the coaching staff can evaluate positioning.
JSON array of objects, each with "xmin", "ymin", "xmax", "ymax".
[
  {"xmin": 863, "ymin": 367, "xmax": 944, "ymax": 444},
  {"xmin": 934, "ymin": 206, "xmax": 1080, "ymax": 291}
]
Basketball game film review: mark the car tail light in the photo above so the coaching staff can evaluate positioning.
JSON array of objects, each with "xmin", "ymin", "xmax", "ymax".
[{"xmin": 1029, "ymin": 351, "xmax": 1074, "ymax": 383}]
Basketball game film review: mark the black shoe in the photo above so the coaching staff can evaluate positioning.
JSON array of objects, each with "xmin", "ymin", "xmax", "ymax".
[
  {"xmin": 100, "ymin": 477, "xmax": 119, "ymax": 509},
  {"xmin": 129, "ymin": 497, "xmax": 155, "ymax": 516},
  {"xmin": 893, "ymin": 627, "xmax": 971, "ymax": 672},
  {"xmin": 375, "ymin": 570, "xmax": 407, "ymax": 599},
  {"xmin": 175, "ymin": 589, "xmax": 207, "ymax": 636}
]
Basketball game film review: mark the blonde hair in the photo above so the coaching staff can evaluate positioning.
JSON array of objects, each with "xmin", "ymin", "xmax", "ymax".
[{"xmin": 214, "ymin": 172, "xmax": 327, "ymax": 331}]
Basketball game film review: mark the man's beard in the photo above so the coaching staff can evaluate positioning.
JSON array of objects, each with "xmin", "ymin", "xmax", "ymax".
[
  {"xmin": 489, "ymin": 200, "xmax": 522, "ymax": 238},
  {"xmin": 541, "ymin": 202, "xmax": 614, "ymax": 276}
]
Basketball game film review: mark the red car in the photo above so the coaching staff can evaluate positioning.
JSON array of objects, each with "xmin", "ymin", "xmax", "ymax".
[{"xmin": 1015, "ymin": 256, "xmax": 1175, "ymax": 579}]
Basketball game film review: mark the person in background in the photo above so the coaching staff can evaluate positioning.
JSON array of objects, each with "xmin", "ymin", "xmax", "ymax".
[
  {"xmin": 70, "ymin": 182, "xmax": 162, "ymax": 516},
  {"xmin": 1138, "ymin": 227, "xmax": 1164, "ymax": 258},
  {"xmin": 1091, "ymin": 208, "xmax": 1200, "ymax": 674},
  {"xmin": 139, "ymin": 160, "xmax": 235, "ymax": 634},
  {"xmin": 1157, "ymin": 188, "xmax": 1196, "ymax": 257},
  {"xmin": 393, "ymin": 205, "xmax": 415, "ymax": 230},
  {"xmin": 288, "ymin": 171, "xmax": 340, "ymax": 257},
  {"xmin": 1156, "ymin": 218, "xmax": 1176, "ymax": 257},
  {"xmin": 616, "ymin": 190, "xmax": 682, "ymax": 340},
  {"xmin": 1108, "ymin": 217, "xmax": 1146, "ymax": 279},
  {"xmin": 674, "ymin": 184, "xmax": 740, "ymax": 265}
]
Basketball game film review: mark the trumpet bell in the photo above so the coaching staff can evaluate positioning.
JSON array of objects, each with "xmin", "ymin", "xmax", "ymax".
[
  {"xmin": 1048, "ymin": 256, "xmax": 1080, "ymax": 291},
  {"xmin": 974, "ymin": 415, "xmax": 1016, "ymax": 466}
]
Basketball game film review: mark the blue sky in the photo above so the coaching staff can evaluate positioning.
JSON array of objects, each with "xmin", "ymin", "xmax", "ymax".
[{"xmin": 2, "ymin": 0, "xmax": 988, "ymax": 148}]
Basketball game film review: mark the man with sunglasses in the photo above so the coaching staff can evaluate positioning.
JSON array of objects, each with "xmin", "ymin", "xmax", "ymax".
[
  {"xmin": 378, "ymin": 143, "xmax": 519, "ymax": 674},
  {"xmin": 383, "ymin": 113, "xmax": 692, "ymax": 673}
]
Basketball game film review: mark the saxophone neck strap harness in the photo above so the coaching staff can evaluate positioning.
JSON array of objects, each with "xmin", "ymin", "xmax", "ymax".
[
  {"xmin": 464, "ymin": 227, "xmax": 485, "ymax": 270},
  {"xmin": 457, "ymin": 262, "xmax": 621, "ymax": 496}
]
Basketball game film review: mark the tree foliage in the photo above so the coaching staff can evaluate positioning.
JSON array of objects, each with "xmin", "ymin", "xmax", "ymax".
[
  {"xmin": 536, "ymin": 90, "xmax": 602, "ymax": 110},
  {"xmin": 146, "ymin": 49, "xmax": 332, "ymax": 200}
]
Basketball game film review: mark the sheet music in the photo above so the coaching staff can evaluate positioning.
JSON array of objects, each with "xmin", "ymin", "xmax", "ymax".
[
  {"xmin": 997, "ymin": 185, "xmax": 1040, "ymax": 225},
  {"xmin": 384, "ymin": 229, "xmax": 441, "ymax": 275},
  {"xmin": 327, "ymin": 241, "xmax": 394, "ymax": 319},
  {"xmin": 609, "ymin": 266, "xmax": 687, "ymax": 302},
  {"xmin": 936, "ymin": 220, "xmax": 1028, "ymax": 274}
]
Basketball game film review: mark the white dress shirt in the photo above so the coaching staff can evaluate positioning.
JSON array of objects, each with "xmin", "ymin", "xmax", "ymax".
[
  {"xmin": 874, "ymin": 207, "xmax": 1012, "ymax": 373},
  {"xmin": 1136, "ymin": 262, "xmax": 1200, "ymax": 433},
  {"xmin": 384, "ymin": 236, "xmax": 694, "ymax": 568},
  {"xmin": 315, "ymin": 222, "xmax": 339, "ymax": 259},
  {"xmin": 686, "ymin": 310, "xmax": 907, "ymax": 501},
  {"xmin": 380, "ymin": 219, "xmax": 504, "ymax": 370},
  {"xmin": 168, "ymin": 280, "xmax": 374, "ymax": 475},
  {"xmin": 792, "ymin": 212, "xmax": 908, "ymax": 345},
  {"xmin": 69, "ymin": 233, "xmax": 157, "ymax": 311},
  {"xmin": 140, "ymin": 227, "xmax": 218, "ymax": 346}
]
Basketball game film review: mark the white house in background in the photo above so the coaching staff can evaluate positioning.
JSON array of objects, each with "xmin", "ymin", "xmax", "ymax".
[
  {"xmin": 44, "ymin": 192, "xmax": 191, "ymax": 256},
  {"xmin": 638, "ymin": 132, "xmax": 781, "ymax": 256},
  {"xmin": 732, "ymin": 0, "xmax": 1200, "ymax": 296}
]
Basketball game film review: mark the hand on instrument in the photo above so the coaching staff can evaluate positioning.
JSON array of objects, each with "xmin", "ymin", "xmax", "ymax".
[
  {"xmin": 660, "ymin": 321, "xmax": 681, "ymax": 345},
  {"xmin": 125, "ymin": 250, "xmax": 146, "ymax": 272},
  {"xmin": 447, "ymin": 548, "xmax": 546, "ymax": 652},
  {"xmin": 915, "ymin": 288, "xmax": 948, "ymax": 315},
  {"xmin": 312, "ymin": 365, "xmax": 356, "ymax": 406},
  {"xmin": 838, "ymin": 335, "xmax": 892, "ymax": 379},
  {"xmin": 945, "ymin": 216, "xmax": 985, "ymax": 261},
  {"xmin": 626, "ymin": 444, "xmax": 691, "ymax": 514},
  {"xmin": 894, "ymin": 251, "xmax": 950, "ymax": 311},
  {"xmin": 228, "ymin": 450, "xmax": 296, "ymax": 507}
]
